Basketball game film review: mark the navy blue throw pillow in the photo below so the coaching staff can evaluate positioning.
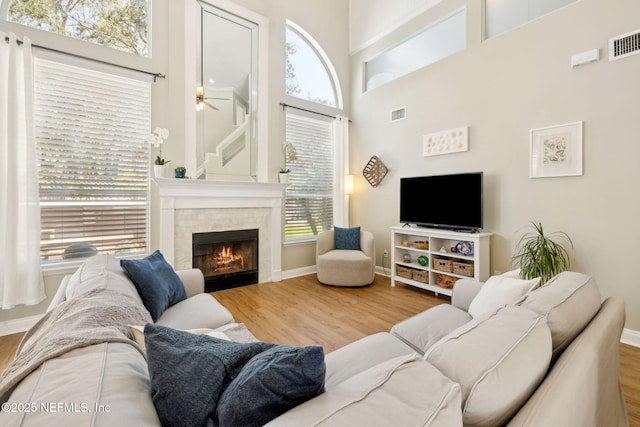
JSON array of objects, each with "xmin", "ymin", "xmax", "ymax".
[
  {"xmin": 217, "ymin": 344, "xmax": 326, "ymax": 427},
  {"xmin": 120, "ymin": 251, "xmax": 187, "ymax": 322},
  {"xmin": 145, "ymin": 324, "xmax": 275, "ymax": 427},
  {"xmin": 144, "ymin": 324, "xmax": 326, "ymax": 427},
  {"xmin": 334, "ymin": 226, "xmax": 361, "ymax": 250}
]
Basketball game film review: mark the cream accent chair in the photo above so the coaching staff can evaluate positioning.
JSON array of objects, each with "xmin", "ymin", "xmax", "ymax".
[{"xmin": 316, "ymin": 229, "xmax": 376, "ymax": 287}]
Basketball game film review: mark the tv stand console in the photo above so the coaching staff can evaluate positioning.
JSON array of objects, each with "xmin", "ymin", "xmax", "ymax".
[{"xmin": 390, "ymin": 225, "xmax": 492, "ymax": 296}]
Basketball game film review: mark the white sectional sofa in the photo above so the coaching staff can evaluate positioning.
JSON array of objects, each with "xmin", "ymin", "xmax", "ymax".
[
  {"xmin": 270, "ymin": 272, "xmax": 628, "ymax": 426},
  {"xmin": 0, "ymin": 254, "xmax": 629, "ymax": 426}
]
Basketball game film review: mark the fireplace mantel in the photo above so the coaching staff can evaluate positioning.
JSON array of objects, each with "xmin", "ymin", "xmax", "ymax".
[{"xmin": 154, "ymin": 179, "xmax": 287, "ymax": 283}]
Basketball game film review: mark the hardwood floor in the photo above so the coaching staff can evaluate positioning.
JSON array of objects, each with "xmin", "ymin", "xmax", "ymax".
[
  {"xmin": 214, "ymin": 274, "xmax": 450, "ymax": 352},
  {"xmin": 621, "ymin": 343, "xmax": 640, "ymax": 427},
  {"xmin": 0, "ymin": 273, "xmax": 638, "ymax": 426}
]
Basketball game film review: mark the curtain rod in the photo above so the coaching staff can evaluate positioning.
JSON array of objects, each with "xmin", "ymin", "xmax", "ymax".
[
  {"xmin": 279, "ymin": 102, "xmax": 351, "ymax": 122},
  {"xmin": 4, "ymin": 35, "xmax": 166, "ymax": 82}
]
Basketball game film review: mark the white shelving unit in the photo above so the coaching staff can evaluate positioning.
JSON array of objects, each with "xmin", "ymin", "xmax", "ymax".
[{"xmin": 390, "ymin": 225, "xmax": 492, "ymax": 296}]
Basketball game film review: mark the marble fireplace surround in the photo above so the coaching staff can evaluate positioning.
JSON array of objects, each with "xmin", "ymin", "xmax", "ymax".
[{"xmin": 154, "ymin": 179, "xmax": 287, "ymax": 283}]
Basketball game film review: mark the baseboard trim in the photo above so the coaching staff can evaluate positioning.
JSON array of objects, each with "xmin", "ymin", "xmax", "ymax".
[
  {"xmin": 282, "ymin": 266, "xmax": 390, "ymax": 281},
  {"xmin": 0, "ymin": 315, "xmax": 42, "ymax": 337},
  {"xmin": 281, "ymin": 266, "xmax": 316, "ymax": 280},
  {"xmin": 622, "ymin": 328, "xmax": 640, "ymax": 347},
  {"xmin": 376, "ymin": 266, "xmax": 391, "ymax": 277}
]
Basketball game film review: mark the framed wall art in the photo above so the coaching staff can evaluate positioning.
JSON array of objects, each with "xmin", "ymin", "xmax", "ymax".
[
  {"xmin": 530, "ymin": 121, "xmax": 583, "ymax": 178},
  {"xmin": 423, "ymin": 126, "xmax": 469, "ymax": 157}
]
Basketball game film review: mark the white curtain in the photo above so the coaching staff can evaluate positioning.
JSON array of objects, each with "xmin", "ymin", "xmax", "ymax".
[
  {"xmin": 332, "ymin": 115, "xmax": 350, "ymax": 228},
  {"xmin": 0, "ymin": 32, "xmax": 45, "ymax": 309}
]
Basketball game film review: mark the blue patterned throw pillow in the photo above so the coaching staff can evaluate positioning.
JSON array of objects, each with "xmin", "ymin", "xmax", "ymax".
[{"xmin": 334, "ymin": 226, "xmax": 361, "ymax": 250}]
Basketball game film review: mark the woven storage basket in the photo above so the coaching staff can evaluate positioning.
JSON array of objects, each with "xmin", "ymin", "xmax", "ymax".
[
  {"xmin": 412, "ymin": 241, "xmax": 429, "ymax": 250},
  {"xmin": 396, "ymin": 265, "xmax": 414, "ymax": 279},
  {"xmin": 412, "ymin": 270, "xmax": 428, "ymax": 283},
  {"xmin": 436, "ymin": 274, "xmax": 457, "ymax": 289},
  {"xmin": 433, "ymin": 258, "xmax": 453, "ymax": 272},
  {"xmin": 453, "ymin": 262, "xmax": 474, "ymax": 277}
]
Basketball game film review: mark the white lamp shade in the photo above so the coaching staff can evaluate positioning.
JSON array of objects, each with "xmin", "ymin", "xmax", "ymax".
[{"xmin": 344, "ymin": 174, "xmax": 354, "ymax": 195}]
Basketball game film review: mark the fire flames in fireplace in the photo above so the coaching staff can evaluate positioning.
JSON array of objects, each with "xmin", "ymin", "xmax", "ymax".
[
  {"xmin": 192, "ymin": 229, "xmax": 259, "ymax": 292},
  {"xmin": 213, "ymin": 245, "xmax": 245, "ymax": 273}
]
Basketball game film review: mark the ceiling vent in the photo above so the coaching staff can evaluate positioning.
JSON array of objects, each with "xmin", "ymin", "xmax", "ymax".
[
  {"xmin": 609, "ymin": 29, "xmax": 640, "ymax": 61},
  {"xmin": 390, "ymin": 106, "xmax": 406, "ymax": 122}
]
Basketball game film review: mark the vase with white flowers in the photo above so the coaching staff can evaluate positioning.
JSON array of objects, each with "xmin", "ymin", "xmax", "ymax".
[
  {"xmin": 281, "ymin": 141, "xmax": 297, "ymax": 183},
  {"xmin": 147, "ymin": 127, "xmax": 170, "ymax": 178}
]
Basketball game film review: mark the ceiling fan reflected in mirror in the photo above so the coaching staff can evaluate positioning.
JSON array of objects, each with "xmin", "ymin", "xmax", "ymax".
[{"xmin": 195, "ymin": 86, "xmax": 230, "ymax": 111}]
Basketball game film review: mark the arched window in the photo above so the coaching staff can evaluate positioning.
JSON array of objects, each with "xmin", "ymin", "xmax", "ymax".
[
  {"xmin": 285, "ymin": 20, "xmax": 342, "ymax": 109},
  {"xmin": 283, "ymin": 22, "xmax": 347, "ymax": 242},
  {"xmin": 0, "ymin": 0, "xmax": 149, "ymax": 56}
]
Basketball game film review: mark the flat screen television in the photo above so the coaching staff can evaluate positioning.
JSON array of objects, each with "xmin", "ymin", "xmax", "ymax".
[{"xmin": 400, "ymin": 172, "xmax": 483, "ymax": 232}]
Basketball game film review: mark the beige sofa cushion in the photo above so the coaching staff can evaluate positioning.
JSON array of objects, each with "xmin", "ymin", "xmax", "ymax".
[
  {"xmin": 156, "ymin": 292, "xmax": 234, "ymax": 330},
  {"xmin": 519, "ymin": 271, "xmax": 601, "ymax": 360},
  {"xmin": 4, "ymin": 343, "xmax": 160, "ymax": 426},
  {"xmin": 266, "ymin": 354, "xmax": 463, "ymax": 426},
  {"xmin": 324, "ymin": 332, "xmax": 415, "ymax": 389},
  {"xmin": 391, "ymin": 304, "xmax": 473, "ymax": 354},
  {"xmin": 507, "ymin": 297, "xmax": 627, "ymax": 427},
  {"xmin": 425, "ymin": 306, "xmax": 551, "ymax": 427}
]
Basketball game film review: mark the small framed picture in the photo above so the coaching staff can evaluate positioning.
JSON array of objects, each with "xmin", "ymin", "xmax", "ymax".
[{"xmin": 530, "ymin": 121, "xmax": 583, "ymax": 178}]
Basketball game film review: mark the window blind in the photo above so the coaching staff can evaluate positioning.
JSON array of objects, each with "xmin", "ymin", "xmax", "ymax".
[
  {"xmin": 34, "ymin": 57, "xmax": 151, "ymax": 262},
  {"xmin": 284, "ymin": 112, "xmax": 334, "ymax": 240}
]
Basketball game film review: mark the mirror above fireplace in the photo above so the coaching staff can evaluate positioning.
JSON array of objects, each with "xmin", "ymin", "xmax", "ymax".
[{"xmin": 195, "ymin": 0, "xmax": 269, "ymax": 182}]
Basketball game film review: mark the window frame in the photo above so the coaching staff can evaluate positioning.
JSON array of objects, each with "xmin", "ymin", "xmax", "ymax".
[
  {"xmin": 285, "ymin": 19, "xmax": 343, "ymax": 110},
  {"xmin": 484, "ymin": 0, "xmax": 577, "ymax": 40},
  {"xmin": 364, "ymin": 7, "xmax": 466, "ymax": 92},
  {"xmin": 0, "ymin": 0, "xmax": 162, "ymax": 275}
]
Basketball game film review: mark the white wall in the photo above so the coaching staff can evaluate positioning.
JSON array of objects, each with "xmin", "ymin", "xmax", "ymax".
[{"xmin": 349, "ymin": 0, "xmax": 640, "ymax": 330}]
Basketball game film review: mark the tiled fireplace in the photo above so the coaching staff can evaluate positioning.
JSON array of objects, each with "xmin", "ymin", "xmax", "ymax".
[{"xmin": 154, "ymin": 179, "xmax": 287, "ymax": 285}]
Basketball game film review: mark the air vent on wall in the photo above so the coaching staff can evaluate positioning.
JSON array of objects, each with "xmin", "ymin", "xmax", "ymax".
[
  {"xmin": 609, "ymin": 29, "xmax": 640, "ymax": 61},
  {"xmin": 390, "ymin": 106, "xmax": 406, "ymax": 122}
]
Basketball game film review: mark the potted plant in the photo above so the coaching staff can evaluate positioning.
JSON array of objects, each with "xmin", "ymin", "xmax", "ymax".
[
  {"xmin": 279, "ymin": 167, "xmax": 290, "ymax": 183},
  {"xmin": 174, "ymin": 166, "xmax": 186, "ymax": 179},
  {"xmin": 511, "ymin": 220, "xmax": 573, "ymax": 284},
  {"xmin": 146, "ymin": 127, "xmax": 170, "ymax": 178}
]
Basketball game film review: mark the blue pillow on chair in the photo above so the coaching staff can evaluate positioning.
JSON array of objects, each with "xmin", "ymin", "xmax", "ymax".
[
  {"xmin": 120, "ymin": 250, "xmax": 187, "ymax": 322},
  {"xmin": 334, "ymin": 226, "xmax": 361, "ymax": 250}
]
